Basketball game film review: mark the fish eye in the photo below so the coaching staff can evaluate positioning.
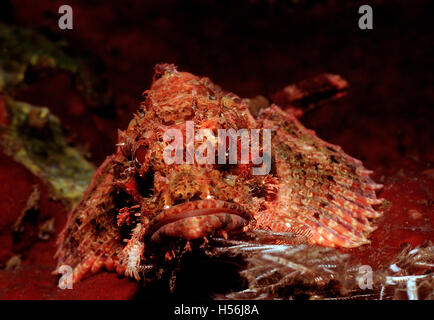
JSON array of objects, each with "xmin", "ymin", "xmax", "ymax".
[{"xmin": 134, "ymin": 145, "xmax": 147, "ymax": 165}]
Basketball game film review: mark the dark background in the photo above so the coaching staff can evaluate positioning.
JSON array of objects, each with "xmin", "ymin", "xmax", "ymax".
[
  {"xmin": 0, "ymin": 0, "xmax": 432, "ymax": 299},
  {"xmin": 2, "ymin": 0, "xmax": 433, "ymax": 167}
]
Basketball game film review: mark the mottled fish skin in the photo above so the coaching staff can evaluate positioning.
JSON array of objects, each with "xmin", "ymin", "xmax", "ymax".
[
  {"xmin": 55, "ymin": 64, "xmax": 383, "ymax": 284},
  {"xmin": 54, "ymin": 155, "xmax": 124, "ymax": 281},
  {"xmin": 256, "ymin": 106, "xmax": 383, "ymax": 248}
]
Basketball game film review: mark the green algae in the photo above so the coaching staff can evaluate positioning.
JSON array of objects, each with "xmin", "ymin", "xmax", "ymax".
[
  {"xmin": 0, "ymin": 23, "xmax": 104, "ymax": 207},
  {"xmin": 0, "ymin": 96, "xmax": 95, "ymax": 207}
]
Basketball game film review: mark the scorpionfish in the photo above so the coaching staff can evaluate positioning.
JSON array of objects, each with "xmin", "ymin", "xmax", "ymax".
[{"xmin": 55, "ymin": 64, "xmax": 383, "ymax": 283}]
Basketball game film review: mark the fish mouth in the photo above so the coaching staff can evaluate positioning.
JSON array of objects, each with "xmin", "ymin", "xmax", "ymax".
[{"xmin": 146, "ymin": 199, "xmax": 254, "ymax": 243}]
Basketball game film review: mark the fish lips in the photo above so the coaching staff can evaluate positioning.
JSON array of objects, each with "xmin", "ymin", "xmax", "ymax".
[{"xmin": 146, "ymin": 199, "xmax": 254, "ymax": 243}]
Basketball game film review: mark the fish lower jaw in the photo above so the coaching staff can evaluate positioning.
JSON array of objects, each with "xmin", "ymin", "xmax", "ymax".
[{"xmin": 147, "ymin": 199, "xmax": 253, "ymax": 242}]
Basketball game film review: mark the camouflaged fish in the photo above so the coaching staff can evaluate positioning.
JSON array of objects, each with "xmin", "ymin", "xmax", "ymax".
[{"xmin": 55, "ymin": 64, "xmax": 383, "ymax": 283}]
